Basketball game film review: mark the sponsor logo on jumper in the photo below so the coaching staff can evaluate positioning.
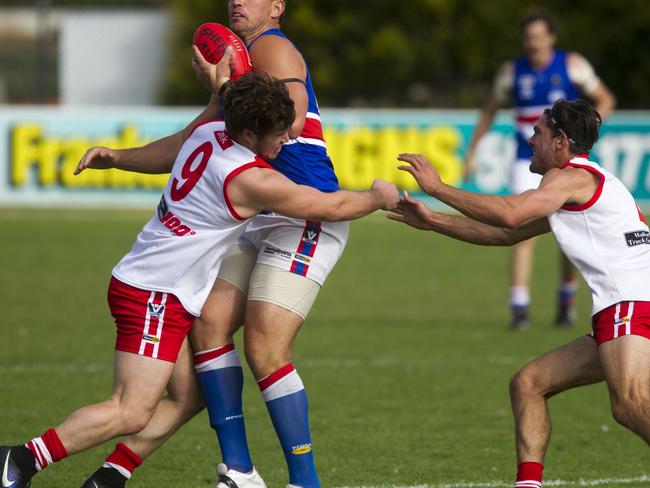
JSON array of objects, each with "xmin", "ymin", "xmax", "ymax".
[
  {"xmin": 148, "ymin": 302, "xmax": 165, "ymax": 318},
  {"xmin": 262, "ymin": 245, "xmax": 292, "ymax": 260},
  {"xmin": 291, "ymin": 443, "xmax": 312, "ymax": 455},
  {"xmin": 158, "ymin": 197, "xmax": 196, "ymax": 236},
  {"xmin": 142, "ymin": 334, "xmax": 160, "ymax": 344},
  {"xmin": 214, "ymin": 130, "xmax": 234, "ymax": 150},
  {"xmin": 624, "ymin": 230, "xmax": 649, "ymax": 247}
]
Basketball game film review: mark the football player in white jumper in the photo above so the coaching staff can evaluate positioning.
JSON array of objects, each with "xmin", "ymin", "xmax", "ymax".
[
  {"xmin": 389, "ymin": 98, "xmax": 650, "ymax": 488},
  {"xmin": 0, "ymin": 68, "xmax": 398, "ymax": 488}
]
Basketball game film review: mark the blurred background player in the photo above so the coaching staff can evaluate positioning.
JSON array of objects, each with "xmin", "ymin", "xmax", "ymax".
[
  {"xmin": 0, "ymin": 70, "xmax": 399, "ymax": 488},
  {"xmin": 72, "ymin": 1, "xmax": 359, "ymax": 488},
  {"xmin": 464, "ymin": 7, "xmax": 615, "ymax": 330},
  {"xmin": 389, "ymin": 98, "xmax": 650, "ymax": 488}
]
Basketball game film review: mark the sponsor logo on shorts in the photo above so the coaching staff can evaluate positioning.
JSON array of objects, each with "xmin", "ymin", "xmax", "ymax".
[
  {"xmin": 148, "ymin": 303, "xmax": 166, "ymax": 318},
  {"xmin": 624, "ymin": 230, "xmax": 649, "ymax": 247},
  {"xmin": 304, "ymin": 230, "xmax": 319, "ymax": 244},
  {"xmin": 614, "ymin": 316, "xmax": 630, "ymax": 326},
  {"xmin": 291, "ymin": 443, "xmax": 312, "ymax": 455},
  {"xmin": 262, "ymin": 244, "xmax": 292, "ymax": 260},
  {"xmin": 293, "ymin": 253, "xmax": 311, "ymax": 264},
  {"xmin": 142, "ymin": 334, "xmax": 160, "ymax": 344}
]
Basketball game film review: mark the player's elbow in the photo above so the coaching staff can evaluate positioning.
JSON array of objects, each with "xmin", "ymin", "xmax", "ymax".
[{"xmin": 322, "ymin": 204, "xmax": 348, "ymax": 222}]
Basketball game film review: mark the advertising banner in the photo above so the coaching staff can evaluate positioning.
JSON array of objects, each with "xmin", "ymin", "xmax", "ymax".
[{"xmin": 1, "ymin": 106, "xmax": 648, "ymax": 208}]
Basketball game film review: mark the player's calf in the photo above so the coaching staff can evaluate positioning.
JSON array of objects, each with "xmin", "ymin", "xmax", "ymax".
[{"xmin": 608, "ymin": 385, "xmax": 650, "ymax": 443}]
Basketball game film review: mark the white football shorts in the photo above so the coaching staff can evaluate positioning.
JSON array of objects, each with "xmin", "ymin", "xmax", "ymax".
[
  {"xmin": 510, "ymin": 159, "xmax": 542, "ymax": 195},
  {"xmin": 217, "ymin": 213, "xmax": 350, "ymax": 319}
]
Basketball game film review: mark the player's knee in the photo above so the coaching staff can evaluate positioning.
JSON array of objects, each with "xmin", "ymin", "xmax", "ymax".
[
  {"xmin": 118, "ymin": 403, "xmax": 157, "ymax": 435},
  {"xmin": 509, "ymin": 367, "xmax": 537, "ymax": 399},
  {"xmin": 193, "ymin": 315, "xmax": 235, "ymax": 346},
  {"xmin": 610, "ymin": 386, "xmax": 649, "ymax": 427},
  {"xmin": 244, "ymin": 340, "xmax": 290, "ymax": 377}
]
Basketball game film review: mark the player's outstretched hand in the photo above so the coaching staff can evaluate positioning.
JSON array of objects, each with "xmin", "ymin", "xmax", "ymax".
[
  {"xmin": 192, "ymin": 45, "xmax": 233, "ymax": 94},
  {"xmin": 74, "ymin": 146, "xmax": 119, "ymax": 175},
  {"xmin": 371, "ymin": 179, "xmax": 399, "ymax": 210},
  {"xmin": 397, "ymin": 153, "xmax": 441, "ymax": 196},
  {"xmin": 387, "ymin": 191, "xmax": 433, "ymax": 230}
]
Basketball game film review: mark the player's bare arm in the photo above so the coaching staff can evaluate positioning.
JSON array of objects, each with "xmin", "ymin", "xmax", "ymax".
[
  {"xmin": 74, "ymin": 48, "xmax": 231, "ymax": 176},
  {"xmin": 567, "ymin": 52, "xmax": 616, "ymax": 119},
  {"xmin": 388, "ymin": 191, "xmax": 550, "ymax": 245},
  {"xmin": 250, "ymin": 35, "xmax": 308, "ymax": 138},
  {"xmin": 464, "ymin": 61, "xmax": 512, "ymax": 177},
  {"xmin": 227, "ymin": 167, "xmax": 398, "ymax": 221},
  {"xmin": 398, "ymin": 153, "xmax": 597, "ymax": 229}
]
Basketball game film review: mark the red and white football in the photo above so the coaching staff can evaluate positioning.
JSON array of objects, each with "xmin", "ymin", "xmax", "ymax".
[{"xmin": 192, "ymin": 23, "xmax": 253, "ymax": 79}]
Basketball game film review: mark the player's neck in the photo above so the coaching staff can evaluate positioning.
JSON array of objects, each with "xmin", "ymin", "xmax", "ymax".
[
  {"xmin": 528, "ymin": 50, "xmax": 554, "ymax": 70},
  {"xmin": 243, "ymin": 22, "xmax": 280, "ymax": 45}
]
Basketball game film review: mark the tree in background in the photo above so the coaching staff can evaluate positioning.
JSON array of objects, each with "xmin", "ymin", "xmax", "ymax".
[{"xmin": 162, "ymin": 0, "xmax": 648, "ymax": 109}]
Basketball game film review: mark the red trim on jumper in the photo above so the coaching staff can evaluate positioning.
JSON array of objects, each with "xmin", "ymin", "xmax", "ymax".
[
  {"xmin": 187, "ymin": 119, "xmax": 223, "ymax": 139},
  {"xmin": 301, "ymin": 117, "xmax": 324, "ymax": 141},
  {"xmin": 257, "ymin": 363, "xmax": 295, "ymax": 391},
  {"xmin": 516, "ymin": 114, "xmax": 542, "ymax": 124},
  {"xmin": 637, "ymin": 204, "xmax": 647, "ymax": 225},
  {"xmin": 106, "ymin": 442, "xmax": 142, "ymax": 474},
  {"xmin": 559, "ymin": 159, "xmax": 604, "ymax": 212},
  {"xmin": 223, "ymin": 157, "xmax": 274, "ymax": 221},
  {"xmin": 193, "ymin": 343, "xmax": 236, "ymax": 365}
]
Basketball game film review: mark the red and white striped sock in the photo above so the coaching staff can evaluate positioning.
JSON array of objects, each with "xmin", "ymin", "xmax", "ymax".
[
  {"xmin": 515, "ymin": 461, "xmax": 543, "ymax": 488},
  {"xmin": 103, "ymin": 442, "xmax": 143, "ymax": 479},
  {"xmin": 257, "ymin": 363, "xmax": 304, "ymax": 401},
  {"xmin": 193, "ymin": 343, "xmax": 240, "ymax": 372},
  {"xmin": 25, "ymin": 428, "xmax": 68, "ymax": 471}
]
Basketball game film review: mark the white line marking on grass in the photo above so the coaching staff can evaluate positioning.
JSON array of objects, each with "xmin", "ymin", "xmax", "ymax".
[
  {"xmin": 333, "ymin": 475, "xmax": 650, "ymax": 488},
  {"xmin": 0, "ymin": 363, "xmax": 110, "ymax": 374}
]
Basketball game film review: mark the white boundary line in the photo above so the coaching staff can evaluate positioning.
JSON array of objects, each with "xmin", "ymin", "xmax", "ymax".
[{"xmin": 333, "ymin": 475, "xmax": 650, "ymax": 488}]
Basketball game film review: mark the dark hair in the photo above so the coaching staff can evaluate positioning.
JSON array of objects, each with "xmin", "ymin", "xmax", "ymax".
[
  {"xmin": 544, "ymin": 99, "xmax": 602, "ymax": 154},
  {"xmin": 520, "ymin": 7, "xmax": 556, "ymax": 34},
  {"xmin": 279, "ymin": 0, "xmax": 286, "ymax": 25},
  {"xmin": 223, "ymin": 72, "xmax": 295, "ymax": 139}
]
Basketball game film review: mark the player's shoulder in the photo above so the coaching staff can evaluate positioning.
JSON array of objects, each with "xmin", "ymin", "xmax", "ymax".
[
  {"xmin": 566, "ymin": 51, "xmax": 592, "ymax": 67},
  {"xmin": 550, "ymin": 163, "xmax": 598, "ymax": 186},
  {"xmin": 250, "ymin": 32, "xmax": 305, "ymax": 78},
  {"xmin": 498, "ymin": 60, "xmax": 515, "ymax": 75},
  {"xmin": 250, "ymin": 31, "xmax": 301, "ymax": 59}
]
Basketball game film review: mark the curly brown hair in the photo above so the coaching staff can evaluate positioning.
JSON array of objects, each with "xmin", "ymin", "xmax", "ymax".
[{"xmin": 223, "ymin": 72, "xmax": 295, "ymax": 139}]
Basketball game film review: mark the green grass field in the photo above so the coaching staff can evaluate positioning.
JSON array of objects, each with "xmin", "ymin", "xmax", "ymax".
[{"xmin": 1, "ymin": 209, "xmax": 648, "ymax": 488}]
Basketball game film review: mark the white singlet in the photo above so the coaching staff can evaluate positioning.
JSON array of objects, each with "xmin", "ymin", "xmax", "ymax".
[
  {"xmin": 113, "ymin": 120, "xmax": 272, "ymax": 316},
  {"xmin": 548, "ymin": 156, "xmax": 650, "ymax": 316}
]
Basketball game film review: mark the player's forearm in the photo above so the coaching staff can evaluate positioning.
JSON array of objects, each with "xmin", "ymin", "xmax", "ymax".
[
  {"xmin": 432, "ymin": 183, "xmax": 516, "ymax": 228},
  {"xmin": 427, "ymin": 212, "xmax": 513, "ymax": 246},
  {"xmin": 594, "ymin": 90, "xmax": 616, "ymax": 120},
  {"xmin": 111, "ymin": 133, "xmax": 181, "ymax": 174},
  {"xmin": 466, "ymin": 102, "xmax": 499, "ymax": 156},
  {"xmin": 321, "ymin": 190, "xmax": 384, "ymax": 222},
  {"xmin": 115, "ymin": 95, "xmax": 222, "ymax": 174}
]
